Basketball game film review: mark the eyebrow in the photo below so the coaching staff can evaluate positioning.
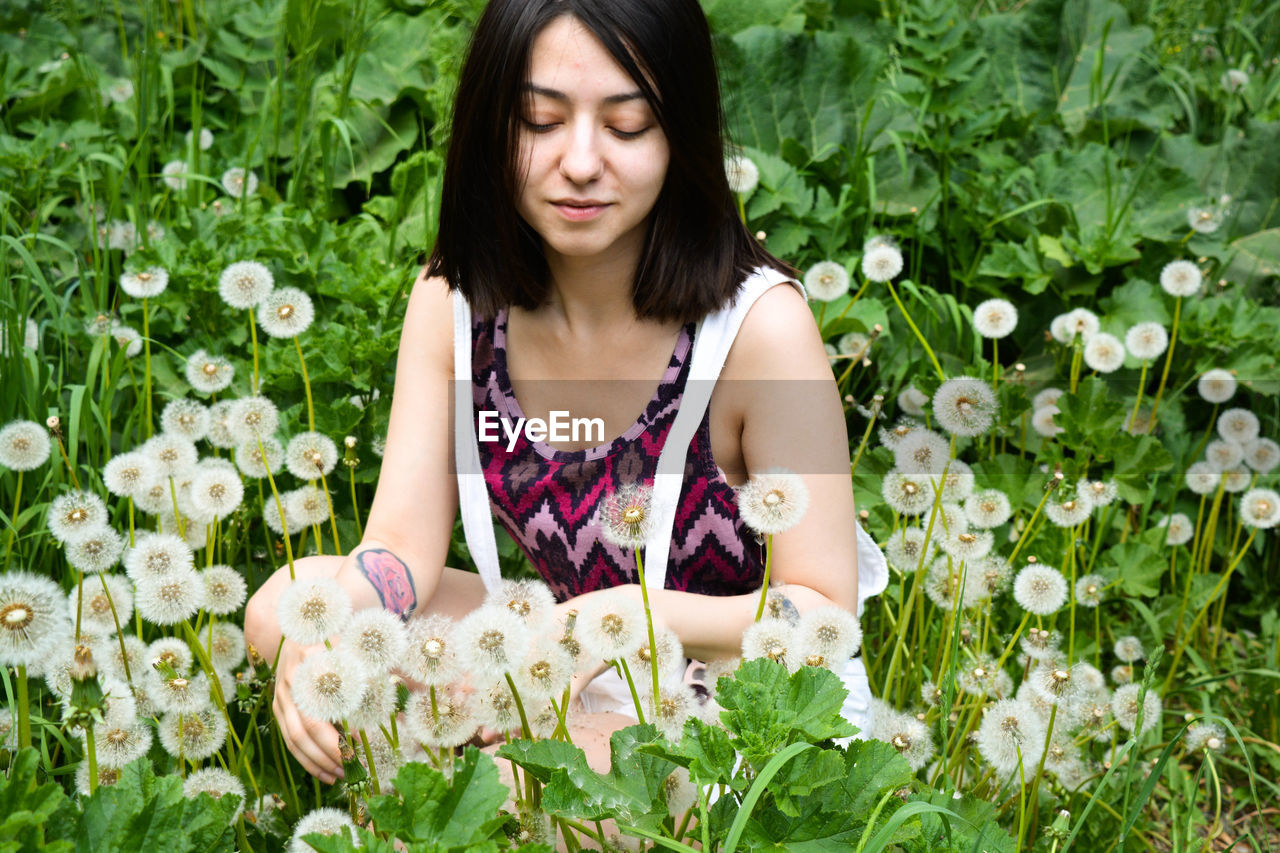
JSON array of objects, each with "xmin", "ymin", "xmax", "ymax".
[{"xmin": 523, "ymin": 84, "xmax": 645, "ymax": 105}]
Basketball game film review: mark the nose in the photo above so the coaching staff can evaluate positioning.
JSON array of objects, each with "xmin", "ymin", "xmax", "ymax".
[{"xmin": 559, "ymin": 121, "xmax": 605, "ymax": 185}]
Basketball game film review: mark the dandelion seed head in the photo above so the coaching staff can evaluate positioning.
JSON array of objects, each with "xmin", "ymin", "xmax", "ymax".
[
  {"xmin": 1013, "ymin": 564, "xmax": 1068, "ymax": 615},
  {"xmin": 897, "ymin": 386, "xmax": 929, "ymax": 417},
  {"xmin": 939, "ymin": 528, "xmax": 994, "ymax": 564},
  {"xmin": 596, "ymin": 483, "xmax": 658, "ymax": 549},
  {"xmin": 341, "ymin": 608, "xmax": 408, "ymax": 675},
  {"xmin": 1053, "ymin": 308, "xmax": 1100, "ymax": 344},
  {"xmin": 135, "ymin": 567, "xmax": 205, "ymax": 625},
  {"xmin": 119, "ymin": 266, "xmax": 169, "ymax": 299},
  {"xmin": 184, "ymin": 350, "xmax": 234, "ymax": 395},
  {"xmin": 742, "ymin": 618, "xmax": 794, "ymax": 665},
  {"xmin": 975, "ymin": 699, "xmax": 1047, "ymax": 775},
  {"xmin": 285, "ymin": 432, "xmax": 338, "ymax": 481},
  {"xmin": 1197, "ymin": 368, "xmax": 1236, "ymax": 404},
  {"xmin": 1045, "ymin": 491, "xmax": 1093, "ymax": 528},
  {"xmin": 1185, "ymin": 721, "xmax": 1226, "ymax": 753},
  {"xmin": 794, "ymin": 606, "xmax": 862, "ymax": 668},
  {"xmin": 347, "ymin": 673, "xmax": 398, "ymax": 733},
  {"xmin": 1243, "ymin": 437, "xmax": 1279, "ymax": 474},
  {"xmin": 278, "ymin": 578, "xmax": 352, "ymax": 646},
  {"xmin": 151, "ymin": 669, "xmax": 212, "ymax": 715},
  {"xmin": 189, "ymin": 467, "xmax": 244, "ymax": 524},
  {"xmin": 1124, "ymin": 322, "xmax": 1168, "ymax": 361},
  {"xmin": 235, "ymin": 436, "xmax": 285, "ymax": 480},
  {"xmin": 258, "ymin": 287, "xmax": 315, "ymax": 339},
  {"xmin": 124, "ymin": 532, "xmax": 194, "ymax": 582},
  {"xmin": 293, "ymin": 648, "xmax": 363, "ymax": 724},
  {"xmin": 158, "ymin": 708, "xmax": 227, "ymax": 760},
  {"xmin": 1157, "ymin": 513, "xmax": 1194, "ymax": 546},
  {"xmin": 218, "ymin": 261, "xmax": 274, "ymax": 310},
  {"xmin": 285, "ymin": 485, "xmax": 329, "ymax": 528},
  {"xmin": 881, "ymin": 470, "xmax": 936, "ymax": 516},
  {"xmin": 1113, "ymin": 635, "xmax": 1144, "ymax": 663},
  {"xmin": 183, "ymin": 767, "xmax": 246, "ymax": 823},
  {"xmin": 724, "ymin": 154, "xmax": 759, "ymax": 195},
  {"xmin": 404, "ymin": 614, "xmax": 460, "ymax": 686},
  {"xmin": 149, "ymin": 636, "xmax": 194, "ymax": 674},
  {"xmin": 737, "ymin": 468, "xmax": 809, "ymax": 535},
  {"xmin": 0, "ymin": 572, "xmax": 69, "ymax": 668},
  {"xmin": 869, "ymin": 710, "xmax": 935, "ymax": 770},
  {"xmin": 1160, "ymin": 260, "xmax": 1202, "ymax": 297},
  {"xmin": 143, "ymin": 433, "xmax": 199, "ymax": 479},
  {"xmin": 109, "ymin": 324, "xmax": 142, "ymax": 356},
  {"xmin": 576, "ymin": 593, "xmax": 647, "ymax": 661},
  {"xmin": 103, "ymin": 451, "xmax": 157, "ymax": 498},
  {"xmin": 883, "ymin": 527, "xmax": 935, "ymax": 572},
  {"xmin": 1020, "ymin": 627, "xmax": 1062, "ymax": 661},
  {"xmin": 1111, "ymin": 683, "xmax": 1161, "ymax": 735},
  {"xmin": 1083, "ymin": 332, "xmax": 1126, "ymax": 373},
  {"xmin": 69, "ymin": 573, "xmax": 133, "ymax": 632},
  {"xmin": 456, "ymin": 605, "xmax": 529, "ymax": 679},
  {"xmin": 1239, "ymin": 488, "xmax": 1280, "ymax": 529},
  {"xmin": 1073, "ymin": 573, "xmax": 1106, "ymax": 608},
  {"xmin": 404, "ymin": 688, "xmax": 477, "ymax": 749},
  {"xmin": 938, "ymin": 459, "xmax": 975, "ymax": 501},
  {"xmin": 973, "ymin": 298, "xmax": 1018, "ymax": 339},
  {"xmin": 878, "ymin": 418, "xmax": 924, "ymax": 451},
  {"xmin": 201, "ymin": 565, "xmax": 247, "ymax": 617},
  {"xmin": 162, "ymin": 159, "xmax": 189, "ymax": 191},
  {"xmin": 0, "ymin": 420, "xmax": 51, "ymax": 472},
  {"xmin": 1205, "ymin": 439, "xmax": 1244, "ymax": 472},
  {"xmin": 1221, "ymin": 68, "xmax": 1249, "ymax": 92},
  {"xmin": 1080, "ymin": 479, "xmax": 1118, "ymax": 507},
  {"xmin": 47, "ymin": 490, "xmax": 109, "ymax": 544},
  {"xmin": 892, "ymin": 428, "xmax": 949, "ymax": 475},
  {"xmin": 490, "ymin": 578, "xmax": 556, "ymax": 627},
  {"xmin": 220, "ymin": 167, "xmax": 258, "ymax": 199},
  {"xmin": 205, "ymin": 401, "xmax": 238, "ymax": 448},
  {"xmin": 1184, "ymin": 461, "xmax": 1221, "ymax": 495},
  {"xmin": 861, "ymin": 237, "xmax": 904, "ymax": 282},
  {"xmin": 1217, "ymin": 408, "xmax": 1260, "ymax": 445},
  {"xmin": 65, "ymin": 526, "xmax": 126, "ymax": 575},
  {"xmin": 932, "ymin": 377, "xmax": 998, "ymax": 437},
  {"xmin": 803, "ymin": 261, "xmax": 850, "ymax": 302}
]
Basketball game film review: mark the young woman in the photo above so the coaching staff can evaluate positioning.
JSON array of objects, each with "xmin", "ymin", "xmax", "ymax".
[{"xmin": 244, "ymin": 0, "xmax": 887, "ymax": 785}]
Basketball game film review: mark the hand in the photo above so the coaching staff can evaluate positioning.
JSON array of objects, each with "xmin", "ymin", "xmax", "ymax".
[{"xmin": 272, "ymin": 638, "xmax": 344, "ymax": 784}]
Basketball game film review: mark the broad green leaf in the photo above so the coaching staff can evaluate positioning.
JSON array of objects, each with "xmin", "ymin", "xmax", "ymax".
[
  {"xmin": 714, "ymin": 659, "xmax": 855, "ymax": 761},
  {"xmin": 1102, "ymin": 540, "xmax": 1164, "ymax": 597},
  {"xmin": 366, "ymin": 749, "xmax": 510, "ymax": 848},
  {"xmin": 0, "ymin": 749, "xmax": 75, "ymax": 853},
  {"xmin": 1223, "ymin": 228, "xmax": 1280, "ymax": 288}
]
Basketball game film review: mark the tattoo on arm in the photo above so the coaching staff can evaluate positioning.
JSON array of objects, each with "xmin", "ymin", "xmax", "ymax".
[{"xmin": 356, "ymin": 549, "xmax": 417, "ymax": 621}]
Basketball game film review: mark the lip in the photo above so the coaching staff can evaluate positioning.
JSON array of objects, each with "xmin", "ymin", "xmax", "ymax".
[{"xmin": 552, "ymin": 200, "xmax": 611, "ymax": 221}]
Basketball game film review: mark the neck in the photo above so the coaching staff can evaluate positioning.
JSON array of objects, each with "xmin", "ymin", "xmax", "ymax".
[{"xmin": 540, "ymin": 250, "xmax": 642, "ymax": 335}]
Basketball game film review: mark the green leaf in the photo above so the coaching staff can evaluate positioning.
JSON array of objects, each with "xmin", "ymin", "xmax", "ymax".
[
  {"xmin": 0, "ymin": 749, "xmax": 75, "ymax": 853},
  {"xmin": 714, "ymin": 659, "xmax": 855, "ymax": 762},
  {"xmin": 1055, "ymin": 377, "xmax": 1124, "ymax": 451},
  {"xmin": 1109, "ymin": 434, "xmax": 1174, "ymax": 503},
  {"xmin": 366, "ymin": 749, "xmax": 510, "ymax": 848},
  {"xmin": 1223, "ymin": 228, "xmax": 1280, "ymax": 288},
  {"xmin": 1102, "ymin": 540, "xmax": 1164, "ymax": 597}
]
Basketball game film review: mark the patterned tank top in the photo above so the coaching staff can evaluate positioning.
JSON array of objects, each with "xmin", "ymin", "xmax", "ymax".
[{"xmin": 471, "ymin": 308, "xmax": 765, "ymax": 601}]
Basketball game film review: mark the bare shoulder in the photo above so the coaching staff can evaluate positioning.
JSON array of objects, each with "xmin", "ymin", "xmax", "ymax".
[
  {"xmin": 723, "ymin": 281, "xmax": 829, "ymax": 382},
  {"xmin": 402, "ymin": 267, "xmax": 455, "ymax": 374}
]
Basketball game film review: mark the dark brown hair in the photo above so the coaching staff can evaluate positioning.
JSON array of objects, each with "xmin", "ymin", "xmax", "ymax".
[{"xmin": 425, "ymin": 0, "xmax": 794, "ymax": 323}]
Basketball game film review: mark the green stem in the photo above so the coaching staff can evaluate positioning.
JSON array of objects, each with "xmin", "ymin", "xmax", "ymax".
[
  {"xmin": 754, "ymin": 534, "xmax": 774, "ymax": 621},
  {"xmin": 3, "ymin": 470, "xmax": 22, "ymax": 569},
  {"xmin": 1129, "ymin": 360, "xmax": 1149, "ymax": 430},
  {"xmin": 633, "ymin": 549, "xmax": 662, "ymax": 707},
  {"xmin": 884, "ymin": 279, "xmax": 945, "ymax": 381},
  {"xmin": 248, "ymin": 309, "xmax": 260, "ymax": 394},
  {"xmin": 16, "ymin": 664, "xmax": 30, "ymax": 750},
  {"xmin": 294, "ymin": 336, "xmax": 315, "ymax": 432},
  {"xmin": 86, "ymin": 723, "xmax": 99, "ymax": 794},
  {"xmin": 318, "ymin": 471, "xmax": 342, "ymax": 554},
  {"xmin": 142, "ymin": 296, "xmax": 153, "ymax": 437},
  {"xmin": 1148, "ymin": 296, "xmax": 1182, "ymax": 427}
]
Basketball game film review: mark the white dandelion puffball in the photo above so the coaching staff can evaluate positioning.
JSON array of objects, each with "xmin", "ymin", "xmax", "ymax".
[
  {"xmin": 221, "ymin": 167, "xmax": 258, "ymax": 199},
  {"xmin": 455, "ymin": 604, "xmax": 530, "ymax": 680},
  {"xmin": 803, "ymin": 261, "xmax": 850, "ymax": 302},
  {"xmin": 1184, "ymin": 461, "xmax": 1221, "ymax": 495},
  {"xmin": 262, "ymin": 495, "xmax": 299, "ymax": 537},
  {"xmin": 151, "ymin": 669, "xmax": 212, "ymax": 715},
  {"xmin": 206, "ymin": 401, "xmax": 239, "ymax": 449},
  {"xmin": 489, "ymin": 578, "xmax": 556, "ymax": 626},
  {"xmin": 1083, "ymin": 332, "xmax": 1125, "ymax": 373},
  {"xmin": 66, "ymin": 526, "xmax": 126, "ymax": 574},
  {"xmin": 218, "ymin": 260, "xmax": 274, "ymax": 310},
  {"xmin": 0, "ymin": 572, "xmax": 69, "ymax": 668},
  {"xmin": 259, "ymin": 287, "xmax": 315, "ymax": 339},
  {"xmin": 202, "ymin": 565, "xmax": 248, "ymax": 616},
  {"xmin": 119, "ymin": 266, "xmax": 169, "ymax": 299},
  {"xmin": 1205, "ymin": 439, "xmax": 1244, "ymax": 472},
  {"xmin": 404, "ymin": 614, "xmax": 461, "ymax": 686},
  {"xmin": 278, "ymin": 577, "xmax": 352, "ymax": 646},
  {"xmin": 285, "ymin": 485, "xmax": 329, "ymax": 527},
  {"xmin": 161, "ymin": 160, "xmax": 189, "ymax": 191},
  {"xmin": 226, "ymin": 395, "xmax": 280, "ymax": 443},
  {"xmin": 1060, "ymin": 308, "xmax": 1101, "ymax": 344},
  {"xmin": 144, "ymin": 432, "xmax": 199, "ymax": 479},
  {"xmin": 1187, "ymin": 206, "xmax": 1221, "ymax": 234},
  {"xmin": 47, "ymin": 490, "xmax": 109, "ymax": 543},
  {"xmin": 285, "ymin": 431, "xmax": 338, "ymax": 480},
  {"xmin": 185, "ymin": 127, "xmax": 214, "ymax": 151},
  {"xmin": 794, "ymin": 606, "xmax": 862, "ymax": 669},
  {"xmin": 1239, "ymin": 488, "xmax": 1280, "ymax": 529},
  {"xmin": 972, "ymin": 298, "xmax": 1017, "ymax": 339},
  {"xmin": 105, "ymin": 219, "xmax": 139, "ymax": 252},
  {"xmin": 184, "ymin": 350, "xmax": 235, "ymax": 395},
  {"xmin": 868, "ymin": 711, "xmax": 935, "ymax": 771},
  {"xmin": 341, "ymin": 608, "xmax": 408, "ymax": 674},
  {"xmin": 737, "ymin": 468, "xmax": 809, "ymax": 536},
  {"xmin": 160, "ymin": 399, "xmax": 210, "ymax": 442},
  {"xmin": 183, "ymin": 767, "xmax": 246, "ymax": 823},
  {"xmin": 1244, "ymin": 437, "xmax": 1279, "ymax": 474},
  {"xmin": 109, "ymin": 322, "xmax": 143, "ymax": 357},
  {"xmin": 1112, "ymin": 683, "xmax": 1161, "ymax": 735},
  {"xmin": 0, "ymin": 420, "xmax": 51, "ymax": 471},
  {"xmin": 724, "ymin": 154, "xmax": 759, "ymax": 196},
  {"xmin": 576, "ymin": 592, "xmax": 648, "ymax": 662},
  {"xmin": 135, "ymin": 567, "xmax": 206, "ymax": 625},
  {"xmin": 883, "ymin": 527, "xmax": 935, "ymax": 572},
  {"xmin": 293, "ymin": 648, "xmax": 363, "ymax": 723},
  {"xmin": 190, "ymin": 466, "xmax": 244, "ymax": 522},
  {"xmin": 1013, "ymin": 564, "xmax": 1068, "ymax": 615},
  {"xmin": 743, "ymin": 618, "xmax": 794, "ymax": 665},
  {"xmin": 1079, "ymin": 479, "xmax": 1118, "ymax": 507},
  {"xmin": 1158, "ymin": 513, "xmax": 1194, "ymax": 546},
  {"xmin": 1185, "ymin": 721, "xmax": 1226, "ymax": 753},
  {"xmin": 236, "ymin": 437, "xmax": 285, "ymax": 480},
  {"xmin": 404, "ymin": 687, "xmax": 478, "ymax": 749},
  {"xmin": 1030, "ymin": 405, "xmax": 1062, "ymax": 438},
  {"xmin": 892, "ymin": 428, "xmax": 950, "ymax": 476},
  {"xmin": 1032, "ymin": 388, "xmax": 1064, "ymax": 411},
  {"xmin": 964, "ymin": 489, "xmax": 1012, "ymax": 529},
  {"xmin": 1075, "ymin": 573, "xmax": 1106, "ymax": 607},
  {"xmin": 103, "ymin": 450, "xmax": 156, "ymax": 498},
  {"xmin": 289, "ymin": 807, "xmax": 360, "ymax": 853},
  {"xmin": 92, "ymin": 720, "xmax": 153, "ymax": 770},
  {"xmin": 897, "ymin": 386, "xmax": 929, "ymax": 417},
  {"xmin": 207, "ymin": 622, "xmax": 246, "ymax": 671},
  {"xmin": 105, "ymin": 78, "xmax": 134, "ymax": 103},
  {"xmin": 933, "ymin": 376, "xmax": 998, "ymax": 437},
  {"xmin": 975, "ymin": 698, "xmax": 1047, "ymax": 776},
  {"xmin": 1160, "ymin": 260, "xmax": 1202, "ymax": 297},
  {"xmin": 653, "ymin": 683, "xmax": 697, "ymax": 741},
  {"xmin": 158, "ymin": 708, "xmax": 227, "ymax": 761},
  {"xmin": 149, "ymin": 636, "xmax": 195, "ymax": 674},
  {"xmin": 881, "ymin": 470, "xmax": 935, "ymax": 516},
  {"xmin": 1045, "ymin": 491, "xmax": 1093, "ymax": 528},
  {"xmin": 1197, "ymin": 368, "xmax": 1236, "ymax": 404},
  {"xmin": 1124, "ymin": 322, "xmax": 1168, "ymax": 361},
  {"xmin": 1221, "ymin": 69, "xmax": 1249, "ymax": 93},
  {"xmin": 1114, "ymin": 635, "xmax": 1145, "ymax": 663},
  {"xmin": 69, "ymin": 573, "xmax": 133, "ymax": 632},
  {"xmin": 597, "ymin": 483, "xmax": 658, "ymax": 550},
  {"xmin": 1216, "ymin": 408, "xmax": 1259, "ymax": 445},
  {"xmin": 513, "ymin": 644, "xmax": 575, "ymax": 704},
  {"xmin": 861, "ymin": 237, "xmax": 904, "ymax": 282}
]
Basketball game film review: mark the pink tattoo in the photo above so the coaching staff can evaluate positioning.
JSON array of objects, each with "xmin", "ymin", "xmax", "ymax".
[{"xmin": 357, "ymin": 549, "xmax": 417, "ymax": 621}]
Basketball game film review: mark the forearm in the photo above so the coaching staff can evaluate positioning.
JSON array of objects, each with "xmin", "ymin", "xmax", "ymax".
[
  {"xmin": 333, "ymin": 538, "xmax": 431, "ymax": 621},
  {"xmin": 613, "ymin": 583, "xmax": 840, "ymax": 662}
]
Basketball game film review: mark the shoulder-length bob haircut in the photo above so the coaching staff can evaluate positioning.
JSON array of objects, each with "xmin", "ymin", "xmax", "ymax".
[{"xmin": 425, "ymin": 0, "xmax": 794, "ymax": 323}]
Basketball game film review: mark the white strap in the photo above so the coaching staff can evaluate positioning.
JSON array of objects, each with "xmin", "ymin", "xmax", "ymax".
[
  {"xmin": 643, "ymin": 267, "xmax": 803, "ymax": 589},
  {"xmin": 452, "ymin": 291, "xmax": 503, "ymax": 592}
]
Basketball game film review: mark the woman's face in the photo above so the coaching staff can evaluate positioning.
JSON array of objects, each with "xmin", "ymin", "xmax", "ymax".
[{"xmin": 514, "ymin": 15, "xmax": 670, "ymax": 270}]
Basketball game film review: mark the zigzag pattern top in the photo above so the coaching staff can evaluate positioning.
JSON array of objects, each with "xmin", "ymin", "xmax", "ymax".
[{"xmin": 471, "ymin": 307, "xmax": 766, "ymax": 602}]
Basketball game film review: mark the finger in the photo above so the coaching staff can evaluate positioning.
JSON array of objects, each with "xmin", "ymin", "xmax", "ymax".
[
  {"xmin": 276, "ymin": 685, "xmax": 339, "ymax": 783},
  {"xmin": 300, "ymin": 712, "xmax": 343, "ymax": 775}
]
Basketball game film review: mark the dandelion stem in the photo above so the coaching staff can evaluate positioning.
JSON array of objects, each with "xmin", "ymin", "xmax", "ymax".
[
  {"xmin": 16, "ymin": 664, "xmax": 30, "ymax": 750},
  {"xmin": 1023, "ymin": 703, "xmax": 1057, "ymax": 849},
  {"xmin": 294, "ymin": 335, "xmax": 315, "ymax": 432},
  {"xmin": 1149, "ymin": 295, "xmax": 1182, "ymax": 427},
  {"xmin": 99, "ymin": 573, "xmax": 133, "ymax": 684},
  {"xmin": 1129, "ymin": 360, "xmax": 1149, "ymax": 430},
  {"xmin": 248, "ymin": 308, "xmax": 260, "ymax": 394},
  {"xmin": 884, "ymin": 279, "xmax": 945, "ymax": 381},
  {"xmin": 614, "ymin": 659, "xmax": 646, "ymax": 725},
  {"xmin": 3, "ymin": 470, "xmax": 22, "ymax": 569},
  {"xmin": 503, "ymin": 672, "xmax": 533, "ymax": 742},
  {"xmin": 632, "ymin": 549, "xmax": 662, "ymax": 707},
  {"xmin": 319, "ymin": 471, "xmax": 342, "ymax": 554},
  {"xmin": 346, "ymin": 462, "xmax": 363, "ymax": 540},
  {"xmin": 142, "ymin": 296, "xmax": 154, "ymax": 438},
  {"xmin": 257, "ymin": 434, "xmax": 297, "ymax": 580},
  {"xmin": 85, "ymin": 722, "xmax": 99, "ymax": 794},
  {"xmin": 849, "ymin": 400, "xmax": 881, "ymax": 477},
  {"xmin": 754, "ymin": 534, "xmax": 774, "ymax": 622},
  {"xmin": 358, "ymin": 729, "xmax": 381, "ymax": 796}
]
